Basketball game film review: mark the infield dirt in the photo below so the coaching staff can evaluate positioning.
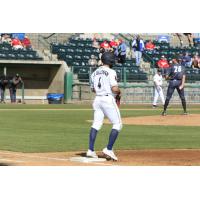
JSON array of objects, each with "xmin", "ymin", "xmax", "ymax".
[
  {"xmin": 105, "ymin": 114, "xmax": 200, "ymax": 126},
  {"xmin": 1, "ymin": 149, "xmax": 200, "ymax": 166}
]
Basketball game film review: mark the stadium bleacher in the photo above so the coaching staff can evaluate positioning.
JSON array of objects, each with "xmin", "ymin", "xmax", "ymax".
[
  {"xmin": 51, "ymin": 36, "xmax": 148, "ymax": 83},
  {"xmin": 50, "ymin": 34, "xmax": 200, "ymax": 84},
  {"xmin": 143, "ymin": 40, "xmax": 200, "ymax": 82},
  {"xmin": 0, "ymin": 43, "xmax": 43, "ymax": 60}
]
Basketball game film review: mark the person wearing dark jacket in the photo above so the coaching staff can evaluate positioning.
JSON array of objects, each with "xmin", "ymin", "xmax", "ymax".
[
  {"xmin": 9, "ymin": 74, "xmax": 23, "ymax": 103},
  {"xmin": 0, "ymin": 75, "xmax": 8, "ymax": 103}
]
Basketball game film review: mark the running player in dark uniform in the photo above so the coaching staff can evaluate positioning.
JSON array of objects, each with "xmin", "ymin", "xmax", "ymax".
[{"xmin": 162, "ymin": 57, "xmax": 187, "ymax": 116}]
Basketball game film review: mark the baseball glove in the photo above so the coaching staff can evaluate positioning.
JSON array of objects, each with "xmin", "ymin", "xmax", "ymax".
[{"xmin": 115, "ymin": 94, "xmax": 121, "ymax": 107}]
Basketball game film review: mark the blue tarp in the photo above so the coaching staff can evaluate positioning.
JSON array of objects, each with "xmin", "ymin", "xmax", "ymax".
[
  {"xmin": 47, "ymin": 93, "xmax": 64, "ymax": 100},
  {"xmin": 12, "ymin": 33, "xmax": 25, "ymax": 40}
]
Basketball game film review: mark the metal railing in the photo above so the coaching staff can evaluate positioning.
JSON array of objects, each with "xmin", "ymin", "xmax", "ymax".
[{"xmin": 71, "ymin": 65, "xmax": 150, "ymax": 86}]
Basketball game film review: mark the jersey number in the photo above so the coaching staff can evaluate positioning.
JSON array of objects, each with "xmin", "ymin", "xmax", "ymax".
[
  {"xmin": 98, "ymin": 77, "xmax": 102, "ymax": 89},
  {"xmin": 174, "ymin": 66, "xmax": 182, "ymax": 73}
]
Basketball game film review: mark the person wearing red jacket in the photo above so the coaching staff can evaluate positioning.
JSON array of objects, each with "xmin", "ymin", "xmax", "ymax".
[
  {"xmin": 11, "ymin": 37, "xmax": 23, "ymax": 50},
  {"xmin": 157, "ymin": 55, "xmax": 169, "ymax": 75},
  {"xmin": 21, "ymin": 36, "xmax": 32, "ymax": 49},
  {"xmin": 109, "ymin": 40, "xmax": 118, "ymax": 49},
  {"xmin": 145, "ymin": 40, "xmax": 155, "ymax": 50},
  {"xmin": 157, "ymin": 55, "xmax": 169, "ymax": 68},
  {"xmin": 100, "ymin": 40, "xmax": 111, "ymax": 50}
]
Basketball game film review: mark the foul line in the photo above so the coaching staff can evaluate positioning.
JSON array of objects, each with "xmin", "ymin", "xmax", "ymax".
[
  {"xmin": 0, "ymin": 151, "xmax": 70, "ymax": 161},
  {"xmin": 0, "ymin": 158, "xmax": 24, "ymax": 163},
  {"xmin": 0, "ymin": 151, "xmax": 114, "ymax": 166}
]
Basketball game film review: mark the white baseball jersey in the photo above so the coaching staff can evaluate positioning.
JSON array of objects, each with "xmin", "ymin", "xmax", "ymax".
[
  {"xmin": 90, "ymin": 65, "xmax": 122, "ymax": 131},
  {"xmin": 153, "ymin": 74, "xmax": 163, "ymax": 86},
  {"xmin": 90, "ymin": 66, "xmax": 118, "ymax": 96}
]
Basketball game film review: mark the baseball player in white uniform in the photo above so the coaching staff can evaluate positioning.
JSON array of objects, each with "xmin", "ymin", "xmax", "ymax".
[
  {"xmin": 152, "ymin": 68, "xmax": 165, "ymax": 108},
  {"xmin": 86, "ymin": 52, "xmax": 122, "ymax": 161}
]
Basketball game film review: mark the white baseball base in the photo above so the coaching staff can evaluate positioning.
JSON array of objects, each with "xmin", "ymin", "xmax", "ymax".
[{"xmin": 69, "ymin": 157, "xmax": 106, "ymax": 163}]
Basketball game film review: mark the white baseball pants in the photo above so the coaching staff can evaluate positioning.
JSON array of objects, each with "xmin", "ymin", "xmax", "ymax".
[
  {"xmin": 153, "ymin": 86, "xmax": 165, "ymax": 105},
  {"xmin": 92, "ymin": 95, "xmax": 122, "ymax": 131}
]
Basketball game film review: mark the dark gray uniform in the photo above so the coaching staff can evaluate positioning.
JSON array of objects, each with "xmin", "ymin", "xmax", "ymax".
[
  {"xmin": 0, "ymin": 75, "xmax": 8, "ymax": 103},
  {"xmin": 162, "ymin": 63, "xmax": 187, "ymax": 114},
  {"xmin": 8, "ymin": 74, "xmax": 23, "ymax": 103}
]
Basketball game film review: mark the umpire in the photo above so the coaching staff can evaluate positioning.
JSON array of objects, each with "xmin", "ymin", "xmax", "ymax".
[{"xmin": 162, "ymin": 57, "xmax": 187, "ymax": 116}]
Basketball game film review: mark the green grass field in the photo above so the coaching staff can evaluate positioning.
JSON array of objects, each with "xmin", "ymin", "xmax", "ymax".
[{"xmin": 0, "ymin": 104, "xmax": 200, "ymax": 153}]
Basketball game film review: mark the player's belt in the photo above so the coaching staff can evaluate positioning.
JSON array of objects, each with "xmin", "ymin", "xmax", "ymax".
[{"xmin": 96, "ymin": 94, "xmax": 109, "ymax": 96}]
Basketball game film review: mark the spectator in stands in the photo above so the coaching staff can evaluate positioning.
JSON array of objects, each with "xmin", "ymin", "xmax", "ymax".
[
  {"xmin": 192, "ymin": 53, "xmax": 200, "ymax": 69},
  {"xmin": 132, "ymin": 35, "xmax": 145, "ymax": 66},
  {"xmin": 0, "ymin": 75, "xmax": 8, "ymax": 103},
  {"xmin": 109, "ymin": 39, "xmax": 118, "ymax": 53},
  {"xmin": 92, "ymin": 37, "xmax": 100, "ymax": 49},
  {"xmin": 21, "ymin": 36, "xmax": 32, "ymax": 49},
  {"xmin": 99, "ymin": 40, "xmax": 111, "ymax": 53},
  {"xmin": 8, "ymin": 74, "xmax": 23, "ymax": 103},
  {"xmin": 115, "ymin": 39, "xmax": 126, "ymax": 64},
  {"xmin": 182, "ymin": 52, "xmax": 192, "ymax": 68},
  {"xmin": 145, "ymin": 40, "xmax": 156, "ymax": 51},
  {"xmin": 11, "ymin": 36, "xmax": 23, "ymax": 50},
  {"xmin": 97, "ymin": 40, "xmax": 111, "ymax": 66},
  {"xmin": 88, "ymin": 55, "xmax": 98, "ymax": 66},
  {"xmin": 1, "ymin": 33, "xmax": 12, "ymax": 44},
  {"xmin": 157, "ymin": 55, "xmax": 169, "ymax": 75}
]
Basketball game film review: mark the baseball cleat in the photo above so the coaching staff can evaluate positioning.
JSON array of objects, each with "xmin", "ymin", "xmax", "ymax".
[
  {"xmin": 86, "ymin": 149, "xmax": 98, "ymax": 158},
  {"xmin": 183, "ymin": 111, "xmax": 188, "ymax": 115},
  {"xmin": 161, "ymin": 111, "xmax": 166, "ymax": 116},
  {"xmin": 152, "ymin": 105, "xmax": 157, "ymax": 109},
  {"xmin": 102, "ymin": 148, "xmax": 118, "ymax": 161}
]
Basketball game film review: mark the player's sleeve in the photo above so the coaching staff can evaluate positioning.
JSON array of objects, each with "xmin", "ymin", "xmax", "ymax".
[
  {"xmin": 109, "ymin": 70, "xmax": 118, "ymax": 87},
  {"xmin": 90, "ymin": 72, "xmax": 95, "ymax": 90}
]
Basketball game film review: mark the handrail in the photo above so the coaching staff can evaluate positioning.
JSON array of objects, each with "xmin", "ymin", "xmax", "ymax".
[
  {"xmin": 118, "ymin": 33, "xmax": 130, "ymax": 42},
  {"xmin": 43, "ymin": 33, "xmax": 56, "ymax": 40},
  {"xmin": 143, "ymin": 51, "xmax": 155, "ymax": 67}
]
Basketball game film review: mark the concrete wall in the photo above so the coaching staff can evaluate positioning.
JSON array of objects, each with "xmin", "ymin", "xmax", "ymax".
[{"xmin": 26, "ymin": 33, "xmax": 74, "ymax": 50}]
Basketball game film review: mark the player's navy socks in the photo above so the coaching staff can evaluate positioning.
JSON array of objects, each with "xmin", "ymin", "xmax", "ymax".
[
  {"xmin": 107, "ymin": 129, "xmax": 119, "ymax": 150},
  {"xmin": 89, "ymin": 127, "xmax": 98, "ymax": 151}
]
